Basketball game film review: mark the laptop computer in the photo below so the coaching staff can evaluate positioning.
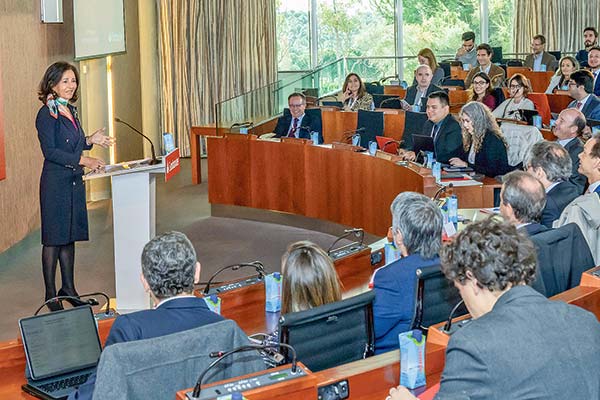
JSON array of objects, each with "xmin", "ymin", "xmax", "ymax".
[
  {"xmin": 19, "ymin": 306, "xmax": 102, "ymax": 400},
  {"xmin": 412, "ymin": 134, "xmax": 435, "ymax": 155}
]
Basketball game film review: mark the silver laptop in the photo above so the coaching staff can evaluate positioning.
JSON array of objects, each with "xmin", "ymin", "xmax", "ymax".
[{"xmin": 19, "ymin": 306, "xmax": 102, "ymax": 400}]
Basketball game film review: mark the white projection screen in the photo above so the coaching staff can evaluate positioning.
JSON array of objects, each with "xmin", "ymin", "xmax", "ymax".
[{"xmin": 73, "ymin": 0, "xmax": 126, "ymax": 60}]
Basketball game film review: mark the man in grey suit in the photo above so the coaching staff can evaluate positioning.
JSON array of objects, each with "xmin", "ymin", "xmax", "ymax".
[
  {"xmin": 526, "ymin": 141, "xmax": 580, "ymax": 228},
  {"xmin": 524, "ymin": 34, "xmax": 557, "ymax": 72},
  {"xmin": 387, "ymin": 218, "xmax": 600, "ymax": 400},
  {"xmin": 553, "ymin": 108, "xmax": 588, "ymax": 193}
]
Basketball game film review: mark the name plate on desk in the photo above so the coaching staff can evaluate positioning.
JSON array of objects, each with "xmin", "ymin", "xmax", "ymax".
[{"xmin": 165, "ymin": 148, "xmax": 180, "ymax": 182}]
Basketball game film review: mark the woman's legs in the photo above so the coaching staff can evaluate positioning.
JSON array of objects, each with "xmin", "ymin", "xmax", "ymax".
[
  {"xmin": 41, "ymin": 245, "xmax": 60, "ymax": 300},
  {"xmin": 58, "ymin": 242, "xmax": 77, "ymax": 295}
]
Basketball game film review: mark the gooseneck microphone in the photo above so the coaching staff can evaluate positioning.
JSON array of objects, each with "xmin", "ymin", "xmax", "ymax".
[
  {"xmin": 190, "ymin": 343, "xmax": 298, "ymax": 399},
  {"xmin": 327, "ymin": 228, "xmax": 365, "ymax": 255},
  {"xmin": 379, "ymin": 97, "xmax": 402, "ymax": 108},
  {"xmin": 114, "ymin": 117, "xmax": 160, "ymax": 165},
  {"xmin": 202, "ymin": 261, "xmax": 266, "ymax": 295},
  {"xmin": 339, "ymin": 127, "xmax": 366, "ymax": 144},
  {"xmin": 443, "ymin": 299, "xmax": 465, "ymax": 333}
]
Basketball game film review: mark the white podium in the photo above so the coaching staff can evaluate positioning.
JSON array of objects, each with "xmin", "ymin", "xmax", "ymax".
[{"xmin": 86, "ymin": 159, "xmax": 165, "ymax": 313}]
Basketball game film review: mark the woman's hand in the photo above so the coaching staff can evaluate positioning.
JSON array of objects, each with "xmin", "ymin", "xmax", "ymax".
[
  {"xmin": 87, "ymin": 128, "xmax": 115, "ymax": 148},
  {"xmin": 342, "ymin": 89, "xmax": 353, "ymax": 102},
  {"xmin": 80, "ymin": 156, "xmax": 106, "ymax": 172},
  {"xmin": 449, "ymin": 157, "xmax": 467, "ymax": 167},
  {"xmin": 386, "ymin": 385, "xmax": 417, "ymax": 400}
]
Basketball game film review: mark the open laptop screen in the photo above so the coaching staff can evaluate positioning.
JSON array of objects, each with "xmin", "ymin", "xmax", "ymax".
[{"xmin": 19, "ymin": 306, "xmax": 102, "ymax": 380}]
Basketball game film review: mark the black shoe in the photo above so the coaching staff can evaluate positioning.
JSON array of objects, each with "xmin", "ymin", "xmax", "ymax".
[
  {"xmin": 46, "ymin": 299, "xmax": 64, "ymax": 312},
  {"xmin": 58, "ymin": 288, "xmax": 96, "ymax": 307}
]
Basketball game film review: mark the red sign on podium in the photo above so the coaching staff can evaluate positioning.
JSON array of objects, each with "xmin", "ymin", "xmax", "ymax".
[{"xmin": 165, "ymin": 148, "xmax": 180, "ymax": 182}]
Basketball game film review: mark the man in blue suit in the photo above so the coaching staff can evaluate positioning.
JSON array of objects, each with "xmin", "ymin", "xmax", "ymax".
[
  {"xmin": 567, "ymin": 70, "xmax": 600, "ymax": 121},
  {"xmin": 576, "ymin": 27, "xmax": 598, "ymax": 67},
  {"xmin": 273, "ymin": 92, "xmax": 322, "ymax": 143},
  {"xmin": 526, "ymin": 141, "xmax": 580, "ymax": 228},
  {"xmin": 372, "ymin": 192, "xmax": 443, "ymax": 354},
  {"xmin": 69, "ymin": 231, "xmax": 224, "ymax": 399},
  {"xmin": 387, "ymin": 218, "xmax": 600, "ymax": 400}
]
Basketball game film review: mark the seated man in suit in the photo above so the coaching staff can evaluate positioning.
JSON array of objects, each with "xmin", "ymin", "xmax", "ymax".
[
  {"xmin": 464, "ymin": 44, "xmax": 505, "ymax": 88},
  {"xmin": 557, "ymin": 136, "xmax": 600, "ymax": 263},
  {"xmin": 273, "ymin": 92, "xmax": 321, "ymax": 142},
  {"xmin": 526, "ymin": 141, "xmax": 580, "ymax": 228},
  {"xmin": 567, "ymin": 70, "xmax": 600, "ymax": 122},
  {"xmin": 401, "ymin": 65, "xmax": 443, "ymax": 112},
  {"xmin": 69, "ymin": 231, "xmax": 224, "ymax": 400},
  {"xmin": 399, "ymin": 91, "xmax": 464, "ymax": 163},
  {"xmin": 499, "ymin": 170, "xmax": 548, "ymax": 236},
  {"xmin": 576, "ymin": 27, "xmax": 598, "ymax": 67},
  {"xmin": 553, "ymin": 108, "xmax": 589, "ymax": 193},
  {"xmin": 588, "ymin": 46, "xmax": 600, "ymax": 96},
  {"xmin": 372, "ymin": 192, "xmax": 443, "ymax": 354},
  {"xmin": 388, "ymin": 218, "xmax": 600, "ymax": 400},
  {"xmin": 524, "ymin": 34, "xmax": 557, "ymax": 72},
  {"xmin": 455, "ymin": 31, "xmax": 478, "ymax": 70}
]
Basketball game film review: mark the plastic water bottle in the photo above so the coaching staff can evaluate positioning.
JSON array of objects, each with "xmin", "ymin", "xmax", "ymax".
[
  {"xmin": 432, "ymin": 162, "xmax": 441, "ymax": 183},
  {"xmin": 448, "ymin": 195, "xmax": 458, "ymax": 223}
]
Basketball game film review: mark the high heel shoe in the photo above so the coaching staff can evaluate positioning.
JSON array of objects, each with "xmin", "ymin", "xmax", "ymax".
[
  {"xmin": 46, "ymin": 299, "xmax": 64, "ymax": 312},
  {"xmin": 57, "ymin": 288, "xmax": 96, "ymax": 307}
]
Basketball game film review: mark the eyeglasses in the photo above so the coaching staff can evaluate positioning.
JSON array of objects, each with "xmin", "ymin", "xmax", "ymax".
[
  {"xmin": 289, "ymin": 104, "xmax": 304, "ymax": 108},
  {"xmin": 509, "ymin": 85, "xmax": 523, "ymax": 90},
  {"xmin": 472, "ymin": 80, "xmax": 488, "ymax": 86},
  {"xmin": 567, "ymin": 82, "xmax": 578, "ymax": 87}
]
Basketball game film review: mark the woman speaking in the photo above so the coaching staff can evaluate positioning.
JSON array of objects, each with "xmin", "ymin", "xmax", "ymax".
[{"xmin": 36, "ymin": 62, "xmax": 114, "ymax": 311}]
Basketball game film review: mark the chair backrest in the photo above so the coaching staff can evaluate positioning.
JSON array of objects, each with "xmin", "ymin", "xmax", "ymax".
[
  {"xmin": 491, "ymin": 46, "xmax": 503, "ymax": 64},
  {"xmin": 321, "ymin": 101, "xmax": 344, "ymax": 108},
  {"xmin": 356, "ymin": 110, "xmax": 384, "ymax": 148},
  {"xmin": 365, "ymin": 82, "xmax": 384, "ymax": 95},
  {"xmin": 279, "ymin": 290, "xmax": 375, "ymax": 372},
  {"xmin": 506, "ymin": 59, "xmax": 524, "ymax": 67},
  {"xmin": 410, "ymin": 264, "xmax": 467, "ymax": 332},
  {"xmin": 305, "ymin": 107, "xmax": 323, "ymax": 134},
  {"xmin": 500, "ymin": 123, "xmax": 543, "ymax": 167},
  {"xmin": 403, "ymin": 110, "xmax": 429, "ymax": 140},
  {"xmin": 492, "ymin": 87, "xmax": 506, "ymax": 106},
  {"xmin": 529, "ymin": 223, "xmax": 595, "ymax": 297},
  {"xmin": 528, "ymin": 93, "xmax": 552, "ymax": 125},
  {"xmin": 548, "ymin": 51, "xmax": 561, "ymax": 61},
  {"xmin": 373, "ymin": 94, "xmax": 402, "ymax": 109},
  {"xmin": 93, "ymin": 320, "xmax": 265, "ymax": 400},
  {"xmin": 439, "ymin": 61, "xmax": 451, "ymax": 78},
  {"xmin": 441, "ymin": 77, "xmax": 465, "ymax": 89}
]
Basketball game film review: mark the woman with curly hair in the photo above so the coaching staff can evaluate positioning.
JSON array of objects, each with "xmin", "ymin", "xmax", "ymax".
[{"xmin": 449, "ymin": 101, "xmax": 512, "ymax": 177}]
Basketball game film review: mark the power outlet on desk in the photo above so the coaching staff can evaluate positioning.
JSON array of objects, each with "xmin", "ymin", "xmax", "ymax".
[{"xmin": 318, "ymin": 379, "xmax": 349, "ymax": 400}]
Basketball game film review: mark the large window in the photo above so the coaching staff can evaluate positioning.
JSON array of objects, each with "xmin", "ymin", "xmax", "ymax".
[
  {"xmin": 276, "ymin": 0, "xmax": 311, "ymax": 71},
  {"xmin": 276, "ymin": 0, "xmax": 515, "ymax": 75}
]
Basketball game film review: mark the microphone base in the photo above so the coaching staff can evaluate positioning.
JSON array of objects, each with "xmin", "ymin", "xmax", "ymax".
[{"xmin": 148, "ymin": 158, "xmax": 161, "ymax": 165}]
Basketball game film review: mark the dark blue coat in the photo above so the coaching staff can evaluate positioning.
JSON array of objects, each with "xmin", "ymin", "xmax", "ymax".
[
  {"xmin": 372, "ymin": 254, "xmax": 440, "ymax": 354},
  {"xmin": 541, "ymin": 181, "xmax": 580, "ymax": 228},
  {"xmin": 467, "ymin": 130, "xmax": 512, "ymax": 178},
  {"xmin": 36, "ymin": 105, "xmax": 92, "ymax": 246}
]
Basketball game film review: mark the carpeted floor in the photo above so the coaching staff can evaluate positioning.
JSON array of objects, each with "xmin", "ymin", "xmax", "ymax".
[{"xmin": 0, "ymin": 159, "xmax": 370, "ymax": 341}]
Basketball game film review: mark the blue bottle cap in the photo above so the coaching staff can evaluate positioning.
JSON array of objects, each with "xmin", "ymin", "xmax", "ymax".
[
  {"xmin": 412, "ymin": 329, "xmax": 423, "ymax": 342},
  {"xmin": 273, "ymin": 272, "xmax": 281, "ymax": 279}
]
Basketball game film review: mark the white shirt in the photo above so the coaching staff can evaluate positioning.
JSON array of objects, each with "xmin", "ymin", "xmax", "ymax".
[
  {"xmin": 287, "ymin": 113, "xmax": 305, "ymax": 137},
  {"xmin": 588, "ymin": 180, "xmax": 600, "ymax": 194},
  {"xmin": 155, "ymin": 295, "xmax": 196, "ymax": 309},
  {"xmin": 557, "ymin": 137, "xmax": 576, "ymax": 147},
  {"xmin": 574, "ymin": 94, "xmax": 591, "ymax": 111}
]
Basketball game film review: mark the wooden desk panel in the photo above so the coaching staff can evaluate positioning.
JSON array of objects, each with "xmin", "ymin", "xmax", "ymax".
[
  {"xmin": 383, "ymin": 86, "xmax": 406, "ymax": 97},
  {"xmin": 546, "ymin": 93, "xmax": 573, "ymax": 113}
]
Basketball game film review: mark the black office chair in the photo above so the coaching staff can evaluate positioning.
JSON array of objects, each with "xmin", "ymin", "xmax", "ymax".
[
  {"xmin": 492, "ymin": 87, "xmax": 505, "ymax": 105},
  {"xmin": 505, "ymin": 59, "xmax": 524, "ymax": 67},
  {"xmin": 403, "ymin": 110, "xmax": 428, "ymax": 140},
  {"xmin": 441, "ymin": 77, "xmax": 465, "ymax": 89},
  {"xmin": 491, "ymin": 46, "xmax": 503, "ymax": 64},
  {"xmin": 548, "ymin": 51, "xmax": 561, "ymax": 61},
  {"xmin": 410, "ymin": 264, "xmax": 467, "ymax": 333},
  {"xmin": 373, "ymin": 94, "xmax": 402, "ymax": 109},
  {"xmin": 356, "ymin": 110, "xmax": 384, "ymax": 148},
  {"xmin": 321, "ymin": 101, "xmax": 344, "ymax": 108},
  {"xmin": 365, "ymin": 82, "xmax": 384, "ymax": 95},
  {"xmin": 305, "ymin": 108, "xmax": 323, "ymax": 143},
  {"xmin": 438, "ymin": 61, "xmax": 451, "ymax": 78},
  {"xmin": 279, "ymin": 290, "xmax": 375, "ymax": 372},
  {"xmin": 529, "ymin": 223, "xmax": 595, "ymax": 297}
]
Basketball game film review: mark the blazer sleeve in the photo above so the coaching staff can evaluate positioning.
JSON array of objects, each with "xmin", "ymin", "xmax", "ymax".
[
  {"xmin": 404, "ymin": 87, "xmax": 416, "ymax": 105},
  {"xmin": 436, "ymin": 118, "xmax": 465, "ymax": 163},
  {"xmin": 432, "ymin": 67, "xmax": 445, "ymax": 86},
  {"xmin": 436, "ymin": 332, "xmax": 492, "ymax": 399},
  {"xmin": 469, "ymin": 133, "xmax": 511, "ymax": 177},
  {"xmin": 36, "ymin": 106, "xmax": 82, "ymax": 168},
  {"xmin": 524, "ymin": 54, "xmax": 534, "ymax": 70}
]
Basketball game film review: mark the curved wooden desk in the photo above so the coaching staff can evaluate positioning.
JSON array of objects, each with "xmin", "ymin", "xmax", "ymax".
[{"xmin": 208, "ymin": 136, "xmax": 500, "ymax": 237}]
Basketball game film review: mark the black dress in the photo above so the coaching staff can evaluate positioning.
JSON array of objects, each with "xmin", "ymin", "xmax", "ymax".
[
  {"xmin": 468, "ymin": 130, "xmax": 512, "ymax": 178},
  {"xmin": 36, "ymin": 104, "xmax": 92, "ymax": 246}
]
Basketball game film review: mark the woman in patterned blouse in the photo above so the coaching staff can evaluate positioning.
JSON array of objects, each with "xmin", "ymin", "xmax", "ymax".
[{"xmin": 342, "ymin": 73, "xmax": 374, "ymax": 111}]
